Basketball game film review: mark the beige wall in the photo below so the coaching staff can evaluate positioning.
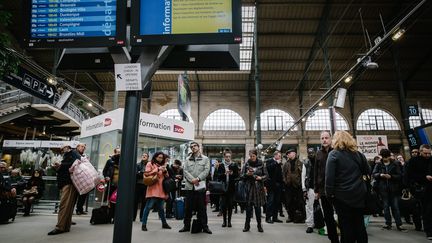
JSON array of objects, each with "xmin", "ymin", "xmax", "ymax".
[{"xmin": 87, "ymin": 89, "xmax": 432, "ymax": 158}]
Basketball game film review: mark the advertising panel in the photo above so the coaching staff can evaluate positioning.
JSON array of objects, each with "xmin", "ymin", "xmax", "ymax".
[{"xmin": 356, "ymin": 135, "xmax": 388, "ymax": 159}]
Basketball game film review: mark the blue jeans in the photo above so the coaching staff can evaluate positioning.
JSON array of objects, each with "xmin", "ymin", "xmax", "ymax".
[
  {"xmin": 381, "ymin": 193, "xmax": 402, "ymax": 226},
  {"xmin": 141, "ymin": 197, "xmax": 166, "ymax": 225}
]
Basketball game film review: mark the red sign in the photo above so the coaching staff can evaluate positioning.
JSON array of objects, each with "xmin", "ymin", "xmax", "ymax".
[
  {"xmin": 174, "ymin": 125, "xmax": 184, "ymax": 134},
  {"xmin": 96, "ymin": 183, "xmax": 105, "ymax": 192},
  {"xmin": 104, "ymin": 118, "xmax": 112, "ymax": 127}
]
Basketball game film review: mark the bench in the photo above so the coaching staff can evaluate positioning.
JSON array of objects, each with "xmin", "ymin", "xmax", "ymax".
[{"xmin": 31, "ymin": 200, "xmax": 60, "ymax": 213}]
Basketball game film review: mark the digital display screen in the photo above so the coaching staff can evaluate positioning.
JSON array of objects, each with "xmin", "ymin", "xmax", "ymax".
[
  {"xmin": 23, "ymin": 0, "xmax": 126, "ymax": 48},
  {"xmin": 140, "ymin": 0, "xmax": 232, "ymax": 35},
  {"xmin": 415, "ymin": 124, "xmax": 432, "ymax": 145},
  {"xmin": 131, "ymin": 0, "xmax": 241, "ymax": 45}
]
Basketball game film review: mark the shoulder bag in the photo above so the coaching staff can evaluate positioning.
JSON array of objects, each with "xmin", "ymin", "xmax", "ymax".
[{"xmin": 354, "ymin": 152, "xmax": 382, "ymax": 215}]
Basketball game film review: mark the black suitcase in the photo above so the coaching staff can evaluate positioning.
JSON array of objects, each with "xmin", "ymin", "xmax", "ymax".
[
  {"xmin": 0, "ymin": 197, "xmax": 17, "ymax": 223},
  {"xmin": 90, "ymin": 182, "xmax": 111, "ymax": 225}
]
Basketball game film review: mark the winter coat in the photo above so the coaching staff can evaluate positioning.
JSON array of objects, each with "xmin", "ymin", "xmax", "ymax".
[
  {"xmin": 282, "ymin": 158, "xmax": 302, "ymax": 189},
  {"xmin": 57, "ymin": 150, "xmax": 81, "ymax": 189},
  {"xmin": 182, "ymin": 153, "xmax": 210, "ymax": 190},
  {"xmin": 145, "ymin": 162, "xmax": 169, "ymax": 200},
  {"xmin": 314, "ymin": 147, "xmax": 332, "ymax": 196},
  {"xmin": 325, "ymin": 150, "xmax": 369, "ymax": 208},
  {"xmin": 265, "ymin": 158, "xmax": 284, "ymax": 191},
  {"xmin": 372, "ymin": 161, "xmax": 402, "ymax": 196},
  {"xmin": 215, "ymin": 161, "xmax": 240, "ymax": 193},
  {"xmin": 241, "ymin": 159, "xmax": 267, "ymax": 207}
]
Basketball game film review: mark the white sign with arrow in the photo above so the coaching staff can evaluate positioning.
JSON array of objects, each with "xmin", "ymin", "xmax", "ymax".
[{"xmin": 114, "ymin": 63, "xmax": 142, "ymax": 91}]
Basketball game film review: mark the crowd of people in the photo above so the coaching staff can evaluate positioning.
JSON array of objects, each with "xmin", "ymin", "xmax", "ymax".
[{"xmin": 1, "ymin": 132, "xmax": 432, "ymax": 242}]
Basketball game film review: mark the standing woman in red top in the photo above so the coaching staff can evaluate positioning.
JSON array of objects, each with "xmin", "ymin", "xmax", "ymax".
[{"xmin": 141, "ymin": 152, "xmax": 171, "ymax": 231}]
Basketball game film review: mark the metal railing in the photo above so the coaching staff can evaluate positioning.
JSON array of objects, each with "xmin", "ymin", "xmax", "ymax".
[{"xmin": 0, "ymin": 86, "xmax": 86, "ymax": 123}]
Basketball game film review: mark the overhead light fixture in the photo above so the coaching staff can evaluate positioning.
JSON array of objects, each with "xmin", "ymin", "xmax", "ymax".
[
  {"xmin": 46, "ymin": 76, "xmax": 57, "ymax": 85},
  {"xmin": 301, "ymin": 117, "xmax": 306, "ymax": 122},
  {"xmin": 42, "ymin": 125, "xmax": 46, "ymax": 135},
  {"xmin": 318, "ymin": 101, "xmax": 324, "ymax": 107},
  {"xmin": 392, "ymin": 28, "xmax": 405, "ymax": 41},
  {"xmin": 87, "ymin": 103, "xmax": 93, "ymax": 107},
  {"xmin": 344, "ymin": 75, "xmax": 353, "ymax": 83}
]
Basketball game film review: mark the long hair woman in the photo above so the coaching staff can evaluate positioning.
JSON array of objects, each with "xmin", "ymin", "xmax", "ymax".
[
  {"xmin": 325, "ymin": 131, "xmax": 369, "ymax": 243},
  {"xmin": 22, "ymin": 169, "xmax": 45, "ymax": 216},
  {"xmin": 241, "ymin": 149, "xmax": 266, "ymax": 233},
  {"xmin": 141, "ymin": 152, "xmax": 171, "ymax": 231}
]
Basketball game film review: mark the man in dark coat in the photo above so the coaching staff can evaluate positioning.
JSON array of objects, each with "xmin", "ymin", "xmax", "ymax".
[
  {"xmin": 48, "ymin": 144, "xmax": 81, "ymax": 235},
  {"xmin": 265, "ymin": 150, "xmax": 284, "ymax": 223},
  {"xmin": 408, "ymin": 144, "xmax": 432, "ymax": 240},
  {"xmin": 314, "ymin": 131, "xmax": 339, "ymax": 243},
  {"xmin": 282, "ymin": 147, "xmax": 305, "ymax": 223}
]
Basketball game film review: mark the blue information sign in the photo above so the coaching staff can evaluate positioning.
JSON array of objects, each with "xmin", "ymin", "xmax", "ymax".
[
  {"xmin": 30, "ymin": 0, "xmax": 116, "ymax": 38},
  {"xmin": 23, "ymin": 0, "xmax": 125, "ymax": 48}
]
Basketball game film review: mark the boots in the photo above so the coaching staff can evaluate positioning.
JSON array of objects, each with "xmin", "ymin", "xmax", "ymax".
[
  {"xmin": 257, "ymin": 223, "xmax": 263, "ymax": 233},
  {"xmin": 162, "ymin": 223, "xmax": 171, "ymax": 229},
  {"xmin": 222, "ymin": 214, "xmax": 227, "ymax": 227},
  {"xmin": 243, "ymin": 219, "xmax": 251, "ymax": 232},
  {"xmin": 227, "ymin": 212, "xmax": 232, "ymax": 227},
  {"xmin": 141, "ymin": 224, "xmax": 147, "ymax": 231}
]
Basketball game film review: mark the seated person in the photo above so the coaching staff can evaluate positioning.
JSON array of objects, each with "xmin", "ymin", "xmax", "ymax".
[
  {"xmin": 9, "ymin": 169, "xmax": 27, "ymax": 195},
  {"xmin": 22, "ymin": 169, "xmax": 45, "ymax": 216},
  {"xmin": 0, "ymin": 162, "xmax": 16, "ymax": 199}
]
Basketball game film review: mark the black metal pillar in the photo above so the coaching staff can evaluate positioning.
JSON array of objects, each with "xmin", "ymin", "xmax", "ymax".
[
  {"xmin": 253, "ymin": 3, "xmax": 261, "ymax": 145},
  {"xmin": 110, "ymin": 46, "xmax": 172, "ymax": 243},
  {"xmin": 392, "ymin": 47, "xmax": 410, "ymax": 136}
]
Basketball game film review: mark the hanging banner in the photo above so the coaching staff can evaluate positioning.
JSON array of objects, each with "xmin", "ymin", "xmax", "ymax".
[
  {"xmin": 356, "ymin": 135, "xmax": 388, "ymax": 159},
  {"xmin": 177, "ymin": 74, "xmax": 192, "ymax": 122}
]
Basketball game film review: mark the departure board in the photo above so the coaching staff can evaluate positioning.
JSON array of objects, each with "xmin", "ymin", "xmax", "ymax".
[{"xmin": 23, "ymin": 0, "xmax": 126, "ymax": 48}]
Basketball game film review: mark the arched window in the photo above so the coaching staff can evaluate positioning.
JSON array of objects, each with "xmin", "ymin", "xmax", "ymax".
[
  {"xmin": 305, "ymin": 109, "xmax": 349, "ymax": 131},
  {"xmin": 409, "ymin": 108, "xmax": 432, "ymax": 128},
  {"xmin": 203, "ymin": 109, "xmax": 246, "ymax": 131},
  {"xmin": 253, "ymin": 109, "xmax": 296, "ymax": 131},
  {"xmin": 159, "ymin": 109, "xmax": 194, "ymax": 123},
  {"xmin": 356, "ymin": 109, "xmax": 400, "ymax": 130}
]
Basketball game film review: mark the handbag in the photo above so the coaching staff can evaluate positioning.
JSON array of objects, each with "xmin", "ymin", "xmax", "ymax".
[
  {"xmin": 163, "ymin": 177, "xmax": 176, "ymax": 193},
  {"xmin": 354, "ymin": 152, "xmax": 382, "ymax": 215},
  {"xmin": 234, "ymin": 180, "xmax": 248, "ymax": 203},
  {"xmin": 143, "ymin": 174, "xmax": 158, "ymax": 186},
  {"xmin": 208, "ymin": 181, "xmax": 227, "ymax": 194},
  {"xmin": 23, "ymin": 186, "xmax": 38, "ymax": 196},
  {"xmin": 191, "ymin": 219, "xmax": 202, "ymax": 234},
  {"xmin": 313, "ymin": 200, "xmax": 325, "ymax": 229},
  {"xmin": 109, "ymin": 189, "xmax": 117, "ymax": 203}
]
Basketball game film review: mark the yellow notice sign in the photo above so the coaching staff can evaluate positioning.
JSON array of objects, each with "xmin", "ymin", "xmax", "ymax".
[{"xmin": 171, "ymin": 0, "xmax": 232, "ymax": 34}]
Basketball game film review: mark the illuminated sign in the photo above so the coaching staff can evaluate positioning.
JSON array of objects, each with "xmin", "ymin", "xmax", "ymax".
[
  {"xmin": 23, "ymin": 0, "xmax": 126, "ymax": 48},
  {"xmin": 131, "ymin": 0, "xmax": 242, "ymax": 45}
]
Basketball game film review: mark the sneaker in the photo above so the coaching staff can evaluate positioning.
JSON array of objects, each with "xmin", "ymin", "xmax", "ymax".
[
  {"xmin": 397, "ymin": 226, "xmax": 408, "ymax": 232},
  {"xmin": 306, "ymin": 227, "xmax": 313, "ymax": 233},
  {"xmin": 427, "ymin": 236, "xmax": 432, "ymax": 240},
  {"xmin": 382, "ymin": 225, "xmax": 392, "ymax": 230}
]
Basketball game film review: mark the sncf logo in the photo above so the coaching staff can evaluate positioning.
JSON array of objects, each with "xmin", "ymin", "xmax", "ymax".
[
  {"xmin": 104, "ymin": 118, "xmax": 112, "ymax": 127},
  {"xmin": 174, "ymin": 125, "xmax": 184, "ymax": 134}
]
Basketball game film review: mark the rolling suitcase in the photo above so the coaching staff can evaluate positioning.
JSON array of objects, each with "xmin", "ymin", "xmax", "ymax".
[
  {"xmin": 174, "ymin": 190, "xmax": 185, "ymax": 220},
  {"xmin": 90, "ymin": 182, "xmax": 111, "ymax": 225}
]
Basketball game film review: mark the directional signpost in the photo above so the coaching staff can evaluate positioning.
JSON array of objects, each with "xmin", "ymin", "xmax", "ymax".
[
  {"xmin": 2, "ymin": 67, "xmax": 57, "ymax": 104},
  {"xmin": 114, "ymin": 63, "xmax": 142, "ymax": 91}
]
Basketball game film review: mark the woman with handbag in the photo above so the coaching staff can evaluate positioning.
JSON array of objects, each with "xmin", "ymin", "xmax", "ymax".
[
  {"xmin": 22, "ymin": 169, "xmax": 45, "ymax": 216},
  {"xmin": 372, "ymin": 149, "xmax": 407, "ymax": 232},
  {"xmin": 325, "ymin": 131, "xmax": 369, "ymax": 243},
  {"xmin": 241, "ymin": 149, "xmax": 266, "ymax": 233},
  {"xmin": 216, "ymin": 150, "xmax": 239, "ymax": 228},
  {"xmin": 141, "ymin": 152, "xmax": 171, "ymax": 231}
]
